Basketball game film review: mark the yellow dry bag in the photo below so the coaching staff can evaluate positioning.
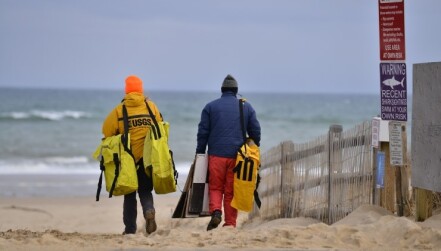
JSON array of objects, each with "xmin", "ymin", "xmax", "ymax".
[
  {"xmin": 143, "ymin": 102, "xmax": 177, "ymax": 194},
  {"xmin": 231, "ymin": 98, "xmax": 262, "ymax": 212},
  {"xmin": 93, "ymin": 104, "xmax": 138, "ymax": 201},
  {"xmin": 231, "ymin": 139, "xmax": 261, "ymax": 212},
  {"xmin": 93, "ymin": 134, "xmax": 138, "ymax": 199}
]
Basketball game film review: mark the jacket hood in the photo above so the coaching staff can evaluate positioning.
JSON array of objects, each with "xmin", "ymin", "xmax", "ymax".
[{"xmin": 123, "ymin": 93, "xmax": 146, "ymax": 107}]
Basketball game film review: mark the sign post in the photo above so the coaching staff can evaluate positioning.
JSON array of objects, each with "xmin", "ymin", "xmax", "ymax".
[
  {"xmin": 378, "ymin": 0, "xmax": 407, "ymax": 122},
  {"xmin": 378, "ymin": 0, "xmax": 407, "ymax": 216}
]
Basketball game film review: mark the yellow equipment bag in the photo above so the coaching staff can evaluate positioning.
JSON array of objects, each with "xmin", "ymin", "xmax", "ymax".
[
  {"xmin": 93, "ymin": 134, "xmax": 138, "ymax": 199},
  {"xmin": 231, "ymin": 98, "xmax": 262, "ymax": 212},
  {"xmin": 143, "ymin": 102, "xmax": 178, "ymax": 194},
  {"xmin": 93, "ymin": 104, "xmax": 138, "ymax": 201},
  {"xmin": 231, "ymin": 139, "xmax": 261, "ymax": 212}
]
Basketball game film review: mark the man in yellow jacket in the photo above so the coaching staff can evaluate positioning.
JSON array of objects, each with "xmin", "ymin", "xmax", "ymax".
[{"xmin": 102, "ymin": 75, "xmax": 162, "ymax": 235}]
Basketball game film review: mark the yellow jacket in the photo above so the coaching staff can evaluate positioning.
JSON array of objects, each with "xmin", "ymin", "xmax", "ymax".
[{"xmin": 102, "ymin": 93, "xmax": 162, "ymax": 163}]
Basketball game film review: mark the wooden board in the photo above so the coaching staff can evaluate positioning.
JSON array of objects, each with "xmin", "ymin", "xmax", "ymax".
[
  {"xmin": 172, "ymin": 161, "xmax": 195, "ymax": 218},
  {"xmin": 172, "ymin": 154, "xmax": 210, "ymax": 218}
]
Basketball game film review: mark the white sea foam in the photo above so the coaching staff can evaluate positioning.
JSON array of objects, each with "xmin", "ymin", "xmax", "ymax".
[
  {"xmin": 44, "ymin": 156, "xmax": 90, "ymax": 165},
  {"xmin": 3, "ymin": 110, "xmax": 91, "ymax": 121},
  {"xmin": 0, "ymin": 158, "xmax": 192, "ymax": 176},
  {"xmin": 9, "ymin": 112, "xmax": 29, "ymax": 119},
  {"xmin": 0, "ymin": 157, "xmax": 97, "ymax": 174}
]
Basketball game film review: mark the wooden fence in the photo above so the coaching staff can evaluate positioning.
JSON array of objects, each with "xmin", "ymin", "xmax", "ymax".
[{"xmin": 251, "ymin": 120, "xmax": 374, "ymax": 224}]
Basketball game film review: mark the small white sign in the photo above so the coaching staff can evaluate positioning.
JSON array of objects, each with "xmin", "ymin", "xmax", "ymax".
[
  {"xmin": 388, "ymin": 121, "xmax": 403, "ymax": 165},
  {"xmin": 372, "ymin": 117, "xmax": 381, "ymax": 148}
]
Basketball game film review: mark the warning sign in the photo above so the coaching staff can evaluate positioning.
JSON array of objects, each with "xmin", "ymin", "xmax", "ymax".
[
  {"xmin": 380, "ymin": 62, "xmax": 407, "ymax": 121},
  {"xmin": 378, "ymin": 0, "xmax": 405, "ymax": 61}
]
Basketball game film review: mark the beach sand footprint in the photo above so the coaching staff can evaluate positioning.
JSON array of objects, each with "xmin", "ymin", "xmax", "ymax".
[{"xmin": 1, "ymin": 205, "xmax": 53, "ymax": 230}]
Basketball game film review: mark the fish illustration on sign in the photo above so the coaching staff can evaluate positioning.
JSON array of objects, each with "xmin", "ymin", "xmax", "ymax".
[{"xmin": 382, "ymin": 76, "xmax": 405, "ymax": 89}]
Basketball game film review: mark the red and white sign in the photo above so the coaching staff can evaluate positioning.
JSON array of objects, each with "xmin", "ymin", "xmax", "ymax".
[{"xmin": 379, "ymin": 0, "xmax": 405, "ymax": 61}]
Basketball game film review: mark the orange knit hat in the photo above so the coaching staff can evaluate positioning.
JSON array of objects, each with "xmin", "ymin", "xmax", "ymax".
[{"xmin": 125, "ymin": 75, "xmax": 143, "ymax": 94}]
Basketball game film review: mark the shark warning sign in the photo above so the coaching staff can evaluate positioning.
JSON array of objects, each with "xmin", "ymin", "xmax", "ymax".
[{"xmin": 380, "ymin": 62, "xmax": 407, "ymax": 121}]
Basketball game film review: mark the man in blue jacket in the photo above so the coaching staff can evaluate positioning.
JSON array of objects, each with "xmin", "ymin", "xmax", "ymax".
[{"xmin": 196, "ymin": 74, "xmax": 261, "ymax": 230}]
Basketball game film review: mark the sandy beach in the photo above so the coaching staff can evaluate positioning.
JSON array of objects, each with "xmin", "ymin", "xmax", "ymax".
[{"xmin": 1, "ymin": 193, "xmax": 441, "ymax": 251}]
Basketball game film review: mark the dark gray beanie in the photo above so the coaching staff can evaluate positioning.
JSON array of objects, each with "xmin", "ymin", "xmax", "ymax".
[{"xmin": 221, "ymin": 74, "xmax": 238, "ymax": 88}]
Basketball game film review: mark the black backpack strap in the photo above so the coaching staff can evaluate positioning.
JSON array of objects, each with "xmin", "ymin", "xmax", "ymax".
[
  {"xmin": 122, "ymin": 104, "xmax": 129, "ymax": 148},
  {"xmin": 121, "ymin": 104, "xmax": 136, "ymax": 157},
  {"xmin": 96, "ymin": 157, "xmax": 105, "ymax": 201},
  {"xmin": 170, "ymin": 150, "xmax": 178, "ymax": 185},
  {"xmin": 145, "ymin": 101, "xmax": 161, "ymax": 139},
  {"xmin": 254, "ymin": 173, "xmax": 262, "ymax": 209},
  {"xmin": 109, "ymin": 153, "xmax": 120, "ymax": 198},
  {"xmin": 239, "ymin": 99, "xmax": 247, "ymax": 143}
]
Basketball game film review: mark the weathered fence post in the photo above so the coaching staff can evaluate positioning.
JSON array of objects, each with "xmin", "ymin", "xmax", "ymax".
[
  {"xmin": 372, "ymin": 147, "xmax": 378, "ymax": 205},
  {"xmin": 391, "ymin": 121, "xmax": 410, "ymax": 217},
  {"xmin": 415, "ymin": 188, "xmax": 432, "ymax": 221},
  {"xmin": 280, "ymin": 141, "xmax": 294, "ymax": 218},
  {"xmin": 381, "ymin": 141, "xmax": 395, "ymax": 213},
  {"xmin": 395, "ymin": 162, "xmax": 403, "ymax": 216},
  {"xmin": 328, "ymin": 125, "xmax": 342, "ymax": 224},
  {"xmin": 400, "ymin": 123, "xmax": 411, "ymax": 216}
]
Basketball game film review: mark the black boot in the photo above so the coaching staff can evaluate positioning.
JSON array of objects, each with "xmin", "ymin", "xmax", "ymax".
[
  {"xmin": 207, "ymin": 210, "xmax": 222, "ymax": 231},
  {"xmin": 144, "ymin": 209, "xmax": 157, "ymax": 234}
]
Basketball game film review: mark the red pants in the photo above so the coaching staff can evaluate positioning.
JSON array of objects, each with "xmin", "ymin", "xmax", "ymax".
[{"xmin": 208, "ymin": 155, "xmax": 238, "ymax": 227}]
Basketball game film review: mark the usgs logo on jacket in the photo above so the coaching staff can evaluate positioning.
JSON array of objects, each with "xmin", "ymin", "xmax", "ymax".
[{"xmin": 127, "ymin": 116, "xmax": 153, "ymax": 128}]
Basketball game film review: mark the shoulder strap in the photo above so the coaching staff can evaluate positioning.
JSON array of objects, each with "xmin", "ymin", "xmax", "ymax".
[
  {"xmin": 108, "ymin": 153, "xmax": 120, "ymax": 198},
  {"xmin": 145, "ymin": 101, "xmax": 161, "ymax": 139},
  {"xmin": 122, "ymin": 104, "xmax": 130, "ymax": 148},
  {"xmin": 239, "ymin": 99, "xmax": 246, "ymax": 143},
  {"xmin": 96, "ymin": 157, "xmax": 105, "ymax": 201},
  {"xmin": 254, "ymin": 173, "xmax": 262, "ymax": 209}
]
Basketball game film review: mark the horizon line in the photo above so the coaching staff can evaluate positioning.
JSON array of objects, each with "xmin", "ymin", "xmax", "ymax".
[{"xmin": 0, "ymin": 85, "xmax": 389, "ymax": 96}]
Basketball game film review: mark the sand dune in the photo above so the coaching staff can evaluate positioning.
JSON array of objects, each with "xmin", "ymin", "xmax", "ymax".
[{"xmin": 1, "ymin": 196, "xmax": 440, "ymax": 251}]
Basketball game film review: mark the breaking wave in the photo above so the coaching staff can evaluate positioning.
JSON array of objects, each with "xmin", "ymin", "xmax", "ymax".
[
  {"xmin": 0, "ymin": 110, "xmax": 91, "ymax": 121},
  {"xmin": 0, "ymin": 157, "xmax": 191, "ymax": 176},
  {"xmin": 0, "ymin": 156, "xmax": 96, "ymax": 174}
]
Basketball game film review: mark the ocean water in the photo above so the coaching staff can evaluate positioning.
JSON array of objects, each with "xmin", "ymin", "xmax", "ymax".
[{"xmin": 0, "ymin": 87, "xmax": 387, "ymax": 197}]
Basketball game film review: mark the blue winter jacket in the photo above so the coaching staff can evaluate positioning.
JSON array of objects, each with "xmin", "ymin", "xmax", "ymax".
[{"xmin": 196, "ymin": 91, "xmax": 261, "ymax": 158}]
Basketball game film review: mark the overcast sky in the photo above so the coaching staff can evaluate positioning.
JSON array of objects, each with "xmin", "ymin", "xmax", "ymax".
[{"xmin": 0, "ymin": 0, "xmax": 440, "ymax": 94}]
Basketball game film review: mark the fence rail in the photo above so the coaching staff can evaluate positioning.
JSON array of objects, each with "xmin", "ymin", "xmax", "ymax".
[{"xmin": 251, "ymin": 120, "xmax": 374, "ymax": 224}]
